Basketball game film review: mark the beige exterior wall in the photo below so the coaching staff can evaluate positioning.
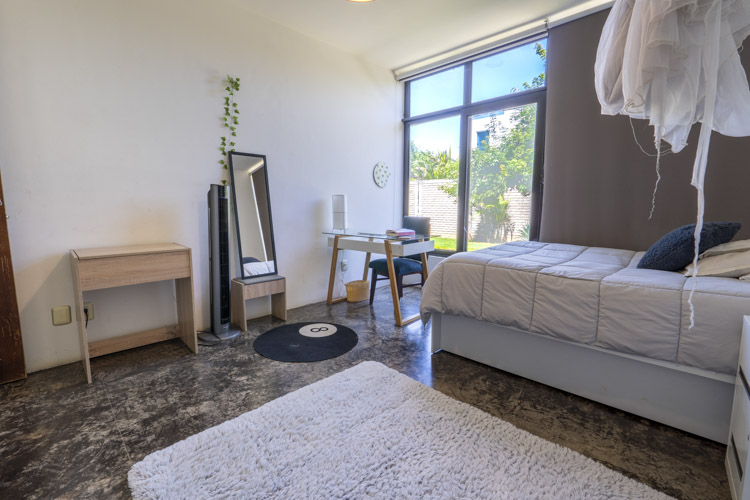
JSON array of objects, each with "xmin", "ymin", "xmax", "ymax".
[{"xmin": 409, "ymin": 180, "xmax": 531, "ymax": 243}]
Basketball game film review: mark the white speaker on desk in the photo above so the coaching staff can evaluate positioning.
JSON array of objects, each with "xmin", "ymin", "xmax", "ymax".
[{"xmin": 332, "ymin": 194, "xmax": 348, "ymax": 232}]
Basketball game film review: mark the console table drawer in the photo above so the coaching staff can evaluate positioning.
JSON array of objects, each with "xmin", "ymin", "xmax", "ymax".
[
  {"xmin": 242, "ymin": 277, "xmax": 285, "ymax": 300},
  {"xmin": 77, "ymin": 251, "xmax": 191, "ymax": 291}
]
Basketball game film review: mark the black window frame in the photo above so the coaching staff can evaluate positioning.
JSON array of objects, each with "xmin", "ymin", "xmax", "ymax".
[{"xmin": 402, "ymin": 39, "xmax": 547, "ymax": 255}]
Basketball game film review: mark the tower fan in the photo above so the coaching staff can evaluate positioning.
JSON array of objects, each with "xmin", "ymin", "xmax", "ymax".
[{"xmin": 198, "ymin": 184, "xmax": 241, "ymax": 343}]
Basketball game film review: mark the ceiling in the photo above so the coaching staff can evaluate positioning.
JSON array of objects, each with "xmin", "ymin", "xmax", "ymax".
[{"xmin": 229, "ymin": 0, "xmax": 612, "ymax": 71}]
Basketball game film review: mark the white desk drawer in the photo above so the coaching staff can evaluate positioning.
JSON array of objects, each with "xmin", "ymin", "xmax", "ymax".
[
  {"xmin": 729, "ymin": 437, "xmax": 743, "ymax": 500},
  {"xmin": 728, "ymin": 316, "xmax": 750, "ymax": 499},
  {"xmin": 731, "ymin": 369, "xmax": 750, "ymax": 471},
  {"xmin": 391, "ymin": 240, "xmax": 434, "ymax": 257},
  {"xmin": 741, "ymin": 317, "xmax": 750, "ymax": 381},
  {"xmin": 327, "ymin": 236, "xmax": 435, "ymax": 256}
]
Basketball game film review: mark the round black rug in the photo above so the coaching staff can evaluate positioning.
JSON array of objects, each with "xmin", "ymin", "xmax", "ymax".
[{"xmin": 253, "ymin": 322, "xmax": 358, "ymax": 362}]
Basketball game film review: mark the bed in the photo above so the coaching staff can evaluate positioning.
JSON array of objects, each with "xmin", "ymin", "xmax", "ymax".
[{"xmin": 421, "ymin": 241, "xmax": 750, "ymax": 442}]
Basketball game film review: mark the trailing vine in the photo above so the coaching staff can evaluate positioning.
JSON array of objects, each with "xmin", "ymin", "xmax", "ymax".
[{"xmin": 219, "ymin": 75, "xmax": 240, "ymax": 185}]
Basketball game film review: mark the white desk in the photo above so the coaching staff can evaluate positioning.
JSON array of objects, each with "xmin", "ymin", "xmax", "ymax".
[{"xmin": 326, "ymin": 234, "xmax": 434, "ymax": 326}]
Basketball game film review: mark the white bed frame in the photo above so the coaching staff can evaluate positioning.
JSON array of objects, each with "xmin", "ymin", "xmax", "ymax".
[{"xmin": 431, "ymin": 312, "xmax": 734, "ymax": 442}]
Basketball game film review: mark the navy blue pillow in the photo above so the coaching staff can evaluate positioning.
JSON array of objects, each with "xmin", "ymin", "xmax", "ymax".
[{"xmin": 638, "ymin": 222, "xmax": 742, "ymax": 271}]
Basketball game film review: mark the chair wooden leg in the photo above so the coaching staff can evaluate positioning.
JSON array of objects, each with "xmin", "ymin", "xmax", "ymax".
[
  {"xmin": 369, "ymin": 271, "xmax": 377, "ymax": 305},
  {"xmin": 397, "ymin": 274, "xmax": 404, "ymax": 298}
]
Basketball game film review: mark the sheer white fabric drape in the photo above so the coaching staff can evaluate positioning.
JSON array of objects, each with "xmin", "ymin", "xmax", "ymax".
[
  {"xmin": 595, "ymin": 0, "xmax": 750, "ymax": 325},
  {"xmin": 596, "ymin": 0, "xmax": 750, "ymax": 151}
]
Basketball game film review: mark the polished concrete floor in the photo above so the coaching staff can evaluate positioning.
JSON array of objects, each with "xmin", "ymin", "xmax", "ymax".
[{"xmin": 1, "ymin": 287, "xmax": 729, "ymax": 499}]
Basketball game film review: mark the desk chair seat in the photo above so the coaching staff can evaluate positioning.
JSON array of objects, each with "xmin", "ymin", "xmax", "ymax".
[
  {"xmin": 368, "ymin": 257, "xmax": 425, "ymax": 304},
  {"xmin": 369, "ymin": 257, "xmax": 422, "ymax": 276}
]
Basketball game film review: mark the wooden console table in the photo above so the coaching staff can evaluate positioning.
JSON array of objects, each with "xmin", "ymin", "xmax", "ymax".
[
  {"xmin": 231, "ymin": 276, "xmax": 287, "ymax": 330},
  {"xmin": 70, "ymin": 243, "xmax": 197, "ymax": 383}
]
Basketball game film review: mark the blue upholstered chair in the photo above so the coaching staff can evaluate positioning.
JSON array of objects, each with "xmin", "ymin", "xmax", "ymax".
[{"xmin": 369, "ymin": 216, "xmax": 430, "ymax": 304}]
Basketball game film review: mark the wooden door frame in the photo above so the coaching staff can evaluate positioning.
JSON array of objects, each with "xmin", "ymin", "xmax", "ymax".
[{"xmin": 0, "ymin": 169, "xmax": 26, "ymax": 383}]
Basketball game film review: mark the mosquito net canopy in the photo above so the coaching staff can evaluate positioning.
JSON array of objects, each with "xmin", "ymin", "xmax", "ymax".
[{"xmin": 595, "ymin": 0, "xmax": 750, "ymax": 324}]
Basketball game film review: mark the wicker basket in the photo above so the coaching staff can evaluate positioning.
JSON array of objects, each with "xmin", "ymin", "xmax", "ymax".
[{"xmin": 345, "ymin": 280, "xmax": 370, "ymax": 302}]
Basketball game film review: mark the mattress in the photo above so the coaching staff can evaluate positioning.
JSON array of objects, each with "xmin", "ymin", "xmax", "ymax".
[{"xmin": 421, "ymin": 241, "xmax": 750, "ymax": 374}]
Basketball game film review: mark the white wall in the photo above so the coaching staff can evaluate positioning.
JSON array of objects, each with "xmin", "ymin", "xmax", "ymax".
[{"xmin": 0, "ymin": 0, "xmax": 402, "ymax": 372}]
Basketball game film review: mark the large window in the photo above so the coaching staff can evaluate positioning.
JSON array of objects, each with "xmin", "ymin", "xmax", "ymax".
[{"xmin": 404, "ymin": 39, "xmax": 547, "ymax": 253}]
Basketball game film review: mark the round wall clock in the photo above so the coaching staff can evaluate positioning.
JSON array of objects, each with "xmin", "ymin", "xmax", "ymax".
[{"xmin": 373, "ymin": 162, "xmax": 390, "ymax": 188}]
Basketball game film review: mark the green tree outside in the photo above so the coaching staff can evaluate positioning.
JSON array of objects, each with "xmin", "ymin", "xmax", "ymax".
[{"xmin": 409, "ymin": 142, "xmax": 458, "ymax": 181}]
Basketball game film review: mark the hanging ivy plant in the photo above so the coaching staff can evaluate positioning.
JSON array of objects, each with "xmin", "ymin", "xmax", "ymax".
[{"xmin": 218, "ymin": 75, "xmax": 240, "ymax": 185}]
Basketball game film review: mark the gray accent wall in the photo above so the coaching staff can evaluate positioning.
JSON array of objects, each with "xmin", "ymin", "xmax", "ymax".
[{"xmin": 540, "ymin": 10, "xmax": 750, "ymax": 251}]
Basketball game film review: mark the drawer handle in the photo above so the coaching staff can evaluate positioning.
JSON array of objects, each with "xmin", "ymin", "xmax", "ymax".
[
  {"xmin": 741, "ymin": 367, "xmax": 750, "ymax": 400},
  {"xmin": 732, "ymin": 434, "xmax": 744, "ymax": 481}
]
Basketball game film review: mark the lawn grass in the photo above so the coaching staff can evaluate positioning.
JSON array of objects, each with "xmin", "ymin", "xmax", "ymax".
[{"xmin": 432, "ymin": 237, "xmax": 498, "ymax": 252}]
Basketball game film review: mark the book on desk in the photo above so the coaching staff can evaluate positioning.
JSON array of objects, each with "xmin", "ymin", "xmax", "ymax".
[{"xmin": 386, "ymin": 228, "xmax": 416, "ymax": 238}]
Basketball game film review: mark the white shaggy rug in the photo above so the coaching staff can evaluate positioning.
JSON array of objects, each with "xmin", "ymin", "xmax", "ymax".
[{"xmin": 128, "ymin": 361, "xmax": 670, "ymax": 499}]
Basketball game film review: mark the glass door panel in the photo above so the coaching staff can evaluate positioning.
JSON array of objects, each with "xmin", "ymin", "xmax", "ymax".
[
  {"xmin": 467, "ymin": 103, "xmax": 537, "ymax": 249},
  {"xmin": 407, "ymin": 115, "xmax": 460, "ymax": 252}
]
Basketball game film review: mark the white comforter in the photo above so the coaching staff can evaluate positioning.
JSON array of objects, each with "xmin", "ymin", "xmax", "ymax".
[{"xmin": 421, "ymin": 241, "xmax": 750, "ymax": 374}]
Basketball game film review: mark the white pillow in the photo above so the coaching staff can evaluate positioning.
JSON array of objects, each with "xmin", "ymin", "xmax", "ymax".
[
  {"xmin": 701, "ymin": 239, "xmax": 750, "ymax": 258},
  {"xmin": 741, "ymin": 273, "xmax": 750, "ymax": 281},
  {"xmin": 685, "ymin": 250, "xmax": 750, "ymax": 278}
]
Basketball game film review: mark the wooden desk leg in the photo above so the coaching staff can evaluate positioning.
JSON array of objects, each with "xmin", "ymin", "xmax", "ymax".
[
  {"xmin": 175, "ymin": 276, "xmax": 198, "ymax": 353},
  {"xmin": 399, "ymin": 315, "xmax": 422, "ymax": 326},
  {"xmin": 271, "ymin": 292, "xmax": 287, "ymax": 321},
  {"xmin": 384, "ymin": 241, "xmax": 405, "ymax": 326},
  {"xmin": 362, "ymin": 237, "xmax": 373, "ymax": 281},
  {"xmin": 385, "ymin": 240, "xmax": 423, "ymax": 328},
  {"xmin": 421, "ymin": 253, "xmax": 429, "ymax": 282},
  {"xmin": 70, "ymin": 252, "xmax": 92, "ymax": 384},
  {"xmin": 327, "ymin": 235, "xmax": 347, "ymax": 304},
  {"xmin": 415, "ymin": 237, "xmax": 429, "ymax": 282}
]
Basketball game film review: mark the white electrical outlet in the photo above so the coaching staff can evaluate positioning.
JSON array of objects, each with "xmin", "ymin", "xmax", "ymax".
[
  {"xmin": 341, "ymin": 259, "xmax": 348, "ymax": 272},
  {"xmin": 84, "ymin": 302, "xmax": 95, "ymax": 320},
  {"xmin": 51, "ymin": 306, "xmax": 71, "ymax": 326}
]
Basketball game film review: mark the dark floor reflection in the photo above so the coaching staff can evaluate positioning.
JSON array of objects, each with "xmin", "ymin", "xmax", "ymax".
[{"xmin": 0, "ymin": 287, "xmax": 729, "ymax": 499}]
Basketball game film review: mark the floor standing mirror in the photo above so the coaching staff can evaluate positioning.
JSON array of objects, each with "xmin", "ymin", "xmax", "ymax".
[
  {"xmin": 228, "ymin": 152, "xmax": 286, "ymax": 330},
  {"xmin": 229, "ymin": 153, "xmax": 277, "ymax": 279}
]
